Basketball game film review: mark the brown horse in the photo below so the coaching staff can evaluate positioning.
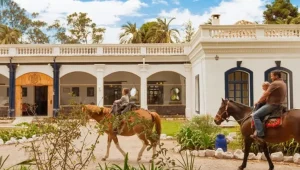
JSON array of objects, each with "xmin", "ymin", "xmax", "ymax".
[
  {"xmin": 82, "ymin": 105, "xmax": 161, "ymax": 162},
  {"xmin": 214, "ymin": 98, "xmax": 300, "ymax": 170}
]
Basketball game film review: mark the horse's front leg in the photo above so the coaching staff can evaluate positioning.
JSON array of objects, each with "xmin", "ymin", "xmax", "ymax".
[
  {"xmin": 262, "ymin": 142, "xmax": 274, "ymax": 170},
  {"xmin": 238, "ymin": 137, "xmax": 253, "ymax": 170},
  {"xmin": 102, "ymin": 135, "xmax": 112, "ymax": 161},
  {"xmin": 112, "ymin": 135, "xmax": 126, "ymax": 158}
]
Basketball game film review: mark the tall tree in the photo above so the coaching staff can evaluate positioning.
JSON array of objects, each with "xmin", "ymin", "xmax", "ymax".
[
  {"xmin": 0, "ymin": 24, "xmax": 21, "ymax": 44},
  {"xmin": 47, "ymin": 20, "xmax": 77, "ymax": 44},
  {"xmin": 66, "ymin": 12, "xmax": 105, "ymax": 44},
  {"xmin": 0, "ymin": 0, "xmax": 49, "ymax": 43},
  {"xmin": 26, "ymin": 13, "xmax": 49, "ymax": 44},
  {"xmin": 183, "ymin": 20, "xmax": 195, "ymax": 43},
  {"xmin": 264, "ymin": 0, "xmax": 300, "ymax": 24},
  {"xmin": 146, "ymin": 17, "xmax": 180, "ymax": 43},
  {"xmin": 119, "ymin": 22, "xmax": 142, "ymax": 44},
  {"xmin": 140, "ymin": 21, "xmax": 158, "ymax": 43}
]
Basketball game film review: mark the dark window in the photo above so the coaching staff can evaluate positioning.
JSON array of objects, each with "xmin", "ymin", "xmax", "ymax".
[
  {"xmin": 22, "ymin": 87, "xmax": 27, "ymax": 97},
  {"xmin": 147, "ymin": 81, "xmax": 164, "ymax": 105},
  {"xmin": 87, "ymin": 87, "xmax": 94, "ymax": 97},
  {"xmin": 225, "ymin": 70, "xmax": 251, "ymax": 106},
  {"xmin": 72, "ymin": 87, "xmax": 79, "ymax": 97},
  {"xmin": 104, "ymin": 82, "xmax": 122, "ymax": 105}
]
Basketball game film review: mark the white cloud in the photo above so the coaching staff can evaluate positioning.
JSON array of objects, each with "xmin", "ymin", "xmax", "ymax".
[
  {"xmin": 102, "ymin": 27, "xmax": 123, "ymax": 44},
  {"xmin": 13, "ymin": 0, "xmax": 148, "ymax": 43},
  {"xmin": 152, "ymin": 0, "xmax": 168, "ymax": 5},
  {"xmin": 14, "ymin": 0, "xmax": 148, "ymax": 25},
  {"xmin": 172, "ymin": 0, "xmax": 180, "ymax": 5},
  {"xmin": 148, "ymin": 0, "xmax": 269, "ymax": 28}
]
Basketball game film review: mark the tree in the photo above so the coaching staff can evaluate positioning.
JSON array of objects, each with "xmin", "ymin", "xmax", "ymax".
[
  {"xmin": 183, "ymin": 20, "xmax": 195, "ymax": 43},
  {"xmin": 204, "ymin": 18, "xmax": 212, "ymax": 25},
  {"xmin": 119, "ymin": 22, "xmax": 142, "ymax": 44},
  {"xmin": 0, "ymin": 24, "xmax": 21, "ymax": 44},
  {"xmin": 26, "ymin": 13, "xmax": 49, "ymax": 44},
  {"xmin": 140, "ymin": 21, "xmax": 158, "ymax": 43},
  {"xmin": 47, "ymin": 20, "xmax": 77, "ymax": 44},
  {"xmin": 146, "ymin": 17, "xmax": 180, "ymax": 43},
  {"xmin": 0, "ymin": 0, "xmax": 49, "ymax": 43},
  {"xmin": 66, "ymin": 12, "xmax": 105, "ymax": 44},
  {"xmin": 263, "ymin": 0, "xmax": 300, "ymax": 24}
]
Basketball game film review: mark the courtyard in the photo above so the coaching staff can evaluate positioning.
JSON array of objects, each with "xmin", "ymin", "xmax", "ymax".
[{"xmin": 1, "ymin": 120, "xmax": 300, "ymax": 170}]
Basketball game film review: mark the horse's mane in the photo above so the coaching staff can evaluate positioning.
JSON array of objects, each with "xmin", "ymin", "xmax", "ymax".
[{"xmin": 229, "ymin": 99, "xmax": 252, "ymax": 110}]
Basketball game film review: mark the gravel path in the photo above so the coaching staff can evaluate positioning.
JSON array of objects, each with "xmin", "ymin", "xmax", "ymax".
[{"xmin": 1, "ymin": 123, "xmax": 300, "ymax": 170}]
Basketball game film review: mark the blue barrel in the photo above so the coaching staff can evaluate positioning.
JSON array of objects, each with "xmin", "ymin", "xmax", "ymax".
[{"xmin": 215, "ymin": 134, "xmax": 227, "ymax": 152}]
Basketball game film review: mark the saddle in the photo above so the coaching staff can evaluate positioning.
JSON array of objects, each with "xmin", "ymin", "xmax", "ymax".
[
  {"xmin": 251, "ymin": 105, "xmax": 287, "ymax": 129},
  {"xmin": 117, "ymin": 102, "xmax": 139, "ymax": 115}
]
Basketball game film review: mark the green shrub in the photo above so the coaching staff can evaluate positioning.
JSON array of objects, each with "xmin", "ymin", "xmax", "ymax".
[
  {"xmin": 176, "ymin": 115, "xmax": 221, "ymax": 150},
  {"xmin": 0, "ymin": 123, "xmax": 56, "ymax": 142}
]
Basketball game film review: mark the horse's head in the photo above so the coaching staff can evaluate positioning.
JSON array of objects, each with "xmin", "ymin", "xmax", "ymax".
[
  {"xmin": 82, "ymin": 105, "xmax": 105, "ymax": 122},
  {"xmin": 214, "ymin": 98, "xmax": 231, "ymax": 125}
]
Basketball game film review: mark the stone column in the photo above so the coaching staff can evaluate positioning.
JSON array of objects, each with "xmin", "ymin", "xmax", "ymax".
[
  {"xmin": 95, "ymin": 64, "xmax": 105, "ymax": 106},
  {"xmin": 184, "ymin": 64, "xmax": 192, "ymax": 119},
  {"xmin": 51, "ymin": 63, "xmax": 61, "ymax": 117},
  {"xmin": 7, "ymin": 63, "xmax": 17, "ymax": 117},
  {"xmin": 139, "ymin": 64, "xmax": 149, "ymax": 109}
]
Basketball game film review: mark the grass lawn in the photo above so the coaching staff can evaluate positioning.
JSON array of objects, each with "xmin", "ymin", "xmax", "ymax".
[{"xmin": 161, "ymin": 119, "xmax": 186, "ymax": 136}]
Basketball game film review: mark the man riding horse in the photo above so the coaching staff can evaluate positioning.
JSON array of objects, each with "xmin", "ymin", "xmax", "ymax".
[{"xmin": 251, "ymin": 70, "xmax": 287, "ymax": 142}]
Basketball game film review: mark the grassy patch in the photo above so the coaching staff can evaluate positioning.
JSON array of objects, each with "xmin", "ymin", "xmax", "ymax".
[{"xmin": 161, "ymin": 119, "xmax": 186, "ymax": 136}]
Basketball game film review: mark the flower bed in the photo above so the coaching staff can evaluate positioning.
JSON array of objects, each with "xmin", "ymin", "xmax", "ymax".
[
  {"xmin": 0, "ymin": 122, "xmax": 56, "ymax": 145},
  {"xmin": 173, "ymin": 146, "xmax": 300, "ymax": 164}
]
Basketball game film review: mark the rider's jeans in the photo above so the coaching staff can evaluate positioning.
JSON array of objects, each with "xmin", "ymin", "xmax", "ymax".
[{"xmin": 252, "ymin": 104, "xmax": 278, "ymax": 137}]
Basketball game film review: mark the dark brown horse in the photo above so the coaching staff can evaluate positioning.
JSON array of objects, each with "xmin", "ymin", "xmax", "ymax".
[{"xmin": 214, "ymin": 98, "xmax": 300, "ymax": 170}]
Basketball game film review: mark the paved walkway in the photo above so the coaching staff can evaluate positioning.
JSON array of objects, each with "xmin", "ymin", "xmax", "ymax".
[{"xmin": 1, "ymin": 123, "xmax": 300, "ymax": 170}]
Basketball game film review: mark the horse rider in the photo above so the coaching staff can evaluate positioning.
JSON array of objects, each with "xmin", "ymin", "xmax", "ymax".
[
  {"xmin": 251, "ymin": 70, "xmax": 287, "ymax": 142},
  {"xmin": 253, "ymin": 81, "xmax": 270, "ymax": 111},
  {"xmin": 111, "ymin": 88, "xmax": 130, "ymax": 134}
]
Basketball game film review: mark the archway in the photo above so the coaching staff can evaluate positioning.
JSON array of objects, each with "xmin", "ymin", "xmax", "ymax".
[
  {"xmin": 0, "ymin": 74, "xmax": 9, "ymax": 117},
  {"xmin": 15, "ymin": 72, "xmax": 53, "ymax": 117},
  {"xmin": 60, "ymin": 72, "xmax": 97, "ymax": 106},
  {"xmin": 147, "ymin": 71, "xmax": 186, "ymax": 115},
  {"xmin": 104, "ymin": 72, "xmax": 140, "ymax": 106}
]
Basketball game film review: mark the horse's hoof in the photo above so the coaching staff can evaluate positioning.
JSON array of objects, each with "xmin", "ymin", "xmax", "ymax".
[
  {"xmin": 238, "ymin": 166, "xmax": 244, "ymax": 170},
  {"xmin": 101, "ymin": 158, "xmax": 106, "ymax": 161},
  {"xmin": 269, "ymin": 166, "xmax": 274, "ymax": 170},
  {"xmin": 137, "ymin": 158, "xmax": 141, "ymax": 162},
  {"xmin": 149, "ymin": 159, "xmax": 153, "ymax": 163}
]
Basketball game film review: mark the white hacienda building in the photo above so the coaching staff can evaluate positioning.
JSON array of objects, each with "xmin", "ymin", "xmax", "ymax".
[{"xmin": 0, "ymin": 15, "xmax": 300, "ymax": 119}]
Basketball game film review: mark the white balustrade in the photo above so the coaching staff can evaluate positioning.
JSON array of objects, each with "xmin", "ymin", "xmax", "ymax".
[
  {"xmin": 0, "ymin": 48, "xmax": 9, "ymax": 56},
  {"xmin": 17, "ymin": 47, "xmax": 53, "ymax": 56}
]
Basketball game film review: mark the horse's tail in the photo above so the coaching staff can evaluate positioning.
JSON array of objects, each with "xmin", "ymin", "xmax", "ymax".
[{"xmin": 152, "ymin": 112, "xmax": 162, "ymax": 143}]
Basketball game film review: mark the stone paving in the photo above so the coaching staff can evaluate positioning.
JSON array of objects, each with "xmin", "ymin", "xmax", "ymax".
[{"xmin": 1, "ymin": 122, "xmax": 300, "ymax": 170}]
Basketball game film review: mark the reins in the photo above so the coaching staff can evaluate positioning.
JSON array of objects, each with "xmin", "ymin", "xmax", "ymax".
[{"xmin": 216, "ymin": 100, "xmax": 253, "ymax": 126}]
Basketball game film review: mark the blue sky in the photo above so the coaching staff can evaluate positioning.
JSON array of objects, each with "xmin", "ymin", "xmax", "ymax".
[{"xmin": 13, "ymin": 0, "xmax": 300, "ymax": 43}]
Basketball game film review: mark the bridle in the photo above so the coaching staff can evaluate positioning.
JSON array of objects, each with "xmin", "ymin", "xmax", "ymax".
[
  {"xmin": 215, "ymin": 99, "xmax": 253, "ymax": 125},
  {"xmin": 215, "ymin": 100, "xmax": 230, "ymax": 122}
]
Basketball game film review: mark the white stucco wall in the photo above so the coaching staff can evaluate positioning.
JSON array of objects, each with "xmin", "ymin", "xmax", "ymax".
[
  {"xmin": 202, "ymin": 54, "xmax": 300, "ymax": 119},
  {"xmin": 0, "ymin": 73, "xmax": 9, "ymax": 106}
]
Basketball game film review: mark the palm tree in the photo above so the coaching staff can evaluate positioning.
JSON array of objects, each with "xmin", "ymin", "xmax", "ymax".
[
  {"xmin": 0, "ymin": 24, "xmax": 21, "ymax": 44},
  {"xmin": 146, "ymin": 17, "xmax": 180, "ymax": 43},
  {"xmin": 119, "ymin": 22, "xmax": 143, "ymax": 44}
]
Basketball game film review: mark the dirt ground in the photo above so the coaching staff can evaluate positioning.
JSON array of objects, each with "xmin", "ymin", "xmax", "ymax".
[{"xmin": 1, "ymin": 123, "xmax": 300, "ymax": 170}]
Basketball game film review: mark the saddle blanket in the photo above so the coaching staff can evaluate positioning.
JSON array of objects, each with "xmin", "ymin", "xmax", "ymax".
[{"xmin": 251, "ymin": 118, "xmax": 282, "ymax": 128}]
